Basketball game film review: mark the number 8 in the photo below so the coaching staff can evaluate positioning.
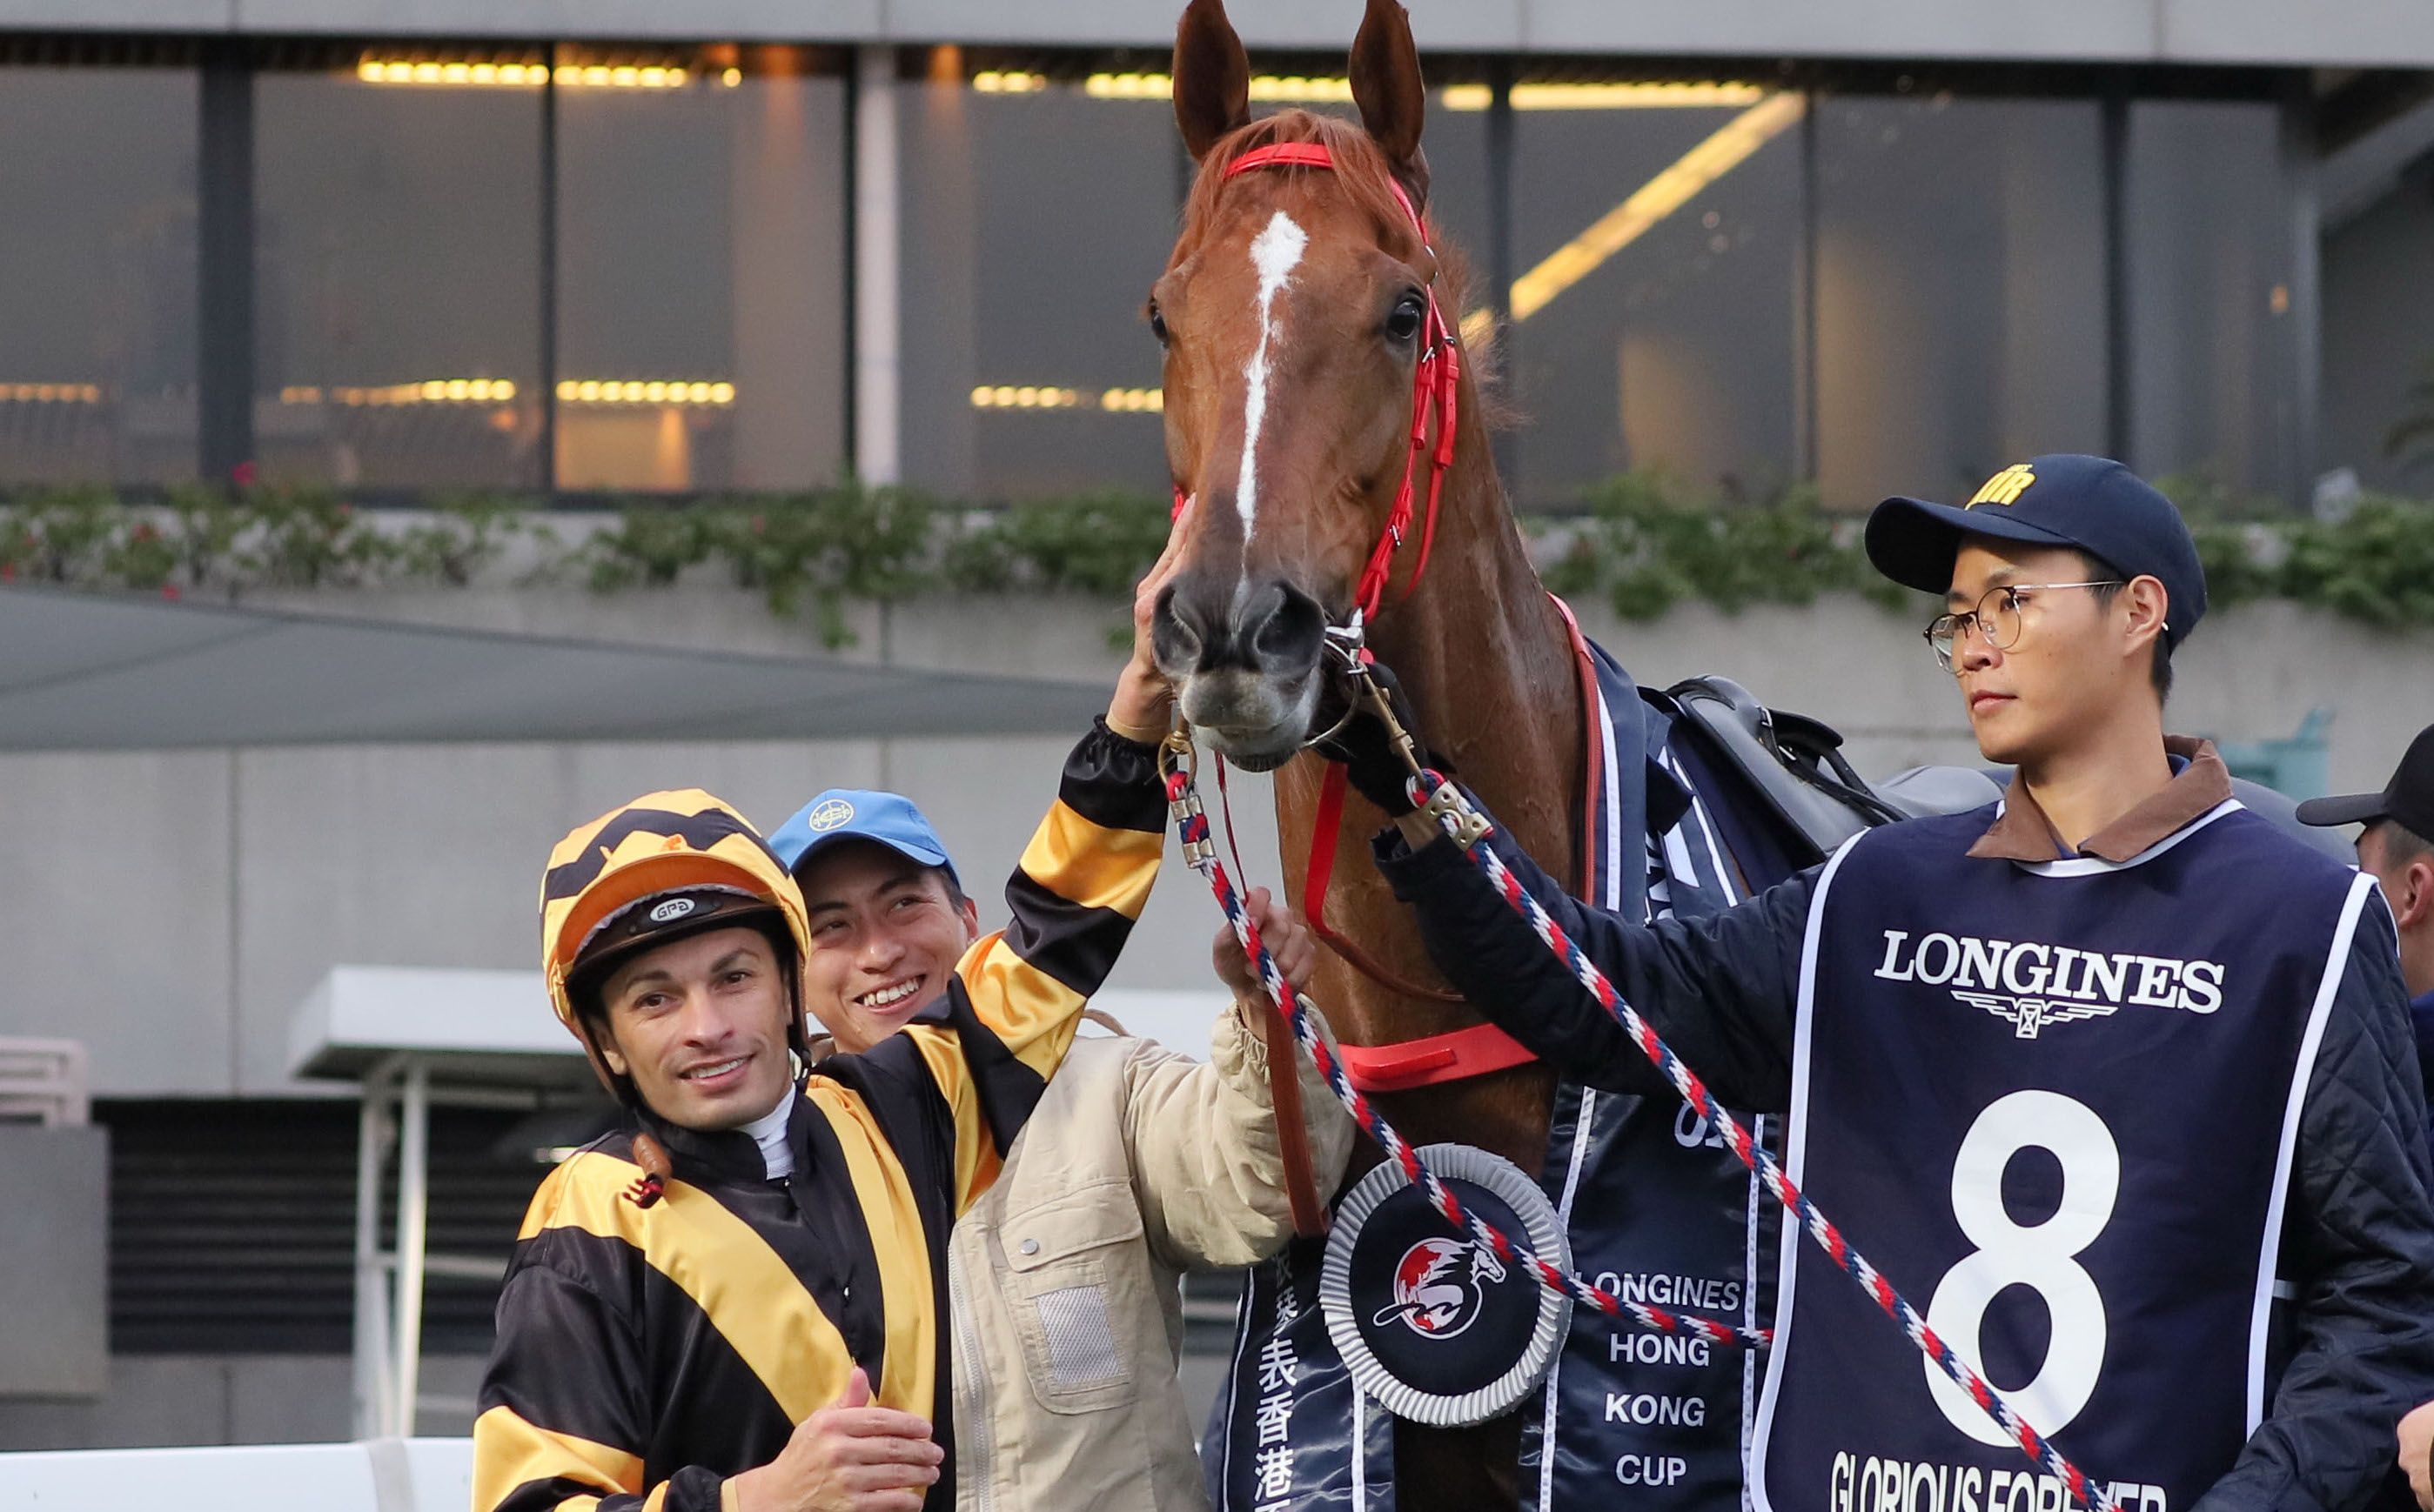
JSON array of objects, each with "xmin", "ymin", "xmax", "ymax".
[{"xmin": 1923, "ymin": 1090, "xmax": 2120, "ymax": 1445}]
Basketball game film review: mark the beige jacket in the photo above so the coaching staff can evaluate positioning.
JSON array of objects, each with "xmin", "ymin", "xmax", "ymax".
[{"xmin": 948, "ymin": 1001, "xmax": 1355, "ymax": 1512}]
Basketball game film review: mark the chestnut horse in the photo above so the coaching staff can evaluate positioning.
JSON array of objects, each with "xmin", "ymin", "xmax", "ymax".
[{"xmin": 1149, "ymin": 0, "xmax": 1590, "ymax": 1502}]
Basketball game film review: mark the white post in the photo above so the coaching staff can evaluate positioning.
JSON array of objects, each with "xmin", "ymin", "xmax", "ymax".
[
  {"xmin": 392, "ymin": 1059, "xmax": 432, "ymax": 1437},
  {"xmin": 854, "ymin": 43, "xmax": 901, "ymax": 486},
  {"xmin": 352, "ymin": 1060, "xmax": 395, "ymax": 1440}
]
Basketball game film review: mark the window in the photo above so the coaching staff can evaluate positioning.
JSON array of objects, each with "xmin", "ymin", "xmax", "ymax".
[
  {"xmin": 1814, "ymin": 93, "xmax": 2108, "ymax": 508},
  {"xmin": 898, "ymin": 58, "xmax": 1186, "ymax": 501},
  {"xmin": 2126, "ymin": 100, "xmax": 2299, "ymax": 501},
  {"xmin": 0, "ymin": 64, "xmax": 198, "ymax": 485},
  {"xmin": 555, "ymin": 45, "xmax": 848, "ymax": 492},
  {"xmin": 254, "ymin": 57, "xmax": 544, "ymax": 489},
  {"xmin": 1505, "ymin": 83, "xmax": 1803, "ymax": 505}
]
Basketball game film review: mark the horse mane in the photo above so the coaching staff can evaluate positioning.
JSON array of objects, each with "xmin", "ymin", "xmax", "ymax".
[{"xmin": 1173, "ymin": 110, "xmax": 1507, "ymax": 422}]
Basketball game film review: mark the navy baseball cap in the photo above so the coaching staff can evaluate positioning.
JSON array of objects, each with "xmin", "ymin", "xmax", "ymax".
[
  {"xmin": 1865, "ymin": 454, "xmax": 2209, "ymax": 651},
  {"xmin": 768, "ymin": 789, "xmax": 962, "ymax": 891},
  {"xmin": 2297, "ymin": 723, "xmax": 2434, "ymax": 840}
]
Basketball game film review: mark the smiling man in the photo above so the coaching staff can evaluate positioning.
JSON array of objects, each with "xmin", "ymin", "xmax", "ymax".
[
  {"xmin": 1330, "ymin": 455, "xmax": 2434, "ymax": 1512},
  {"xmin": 470, "ymin": 528, "xmax": 1190, "ymax": 1512},
  {"xmin": 765, "ymin": 789, "xmax": 981, "ymax": 1054},
  {"xmin": 764, "ymin": 786, "xmax": 1355, "ymax": 1512}
]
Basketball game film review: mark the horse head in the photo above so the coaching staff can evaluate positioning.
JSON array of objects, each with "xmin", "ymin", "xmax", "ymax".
[
  {"xmin": 1152, "ymin": 8, "xmax": 1581, "ymax": 1502},
  {"xmin": 1150, "ymin": 0, "xmax": 1452, "ymax": 772}
]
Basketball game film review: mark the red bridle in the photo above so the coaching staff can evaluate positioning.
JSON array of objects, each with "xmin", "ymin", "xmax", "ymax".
[
  {"xmin": 1171, "ymin": 141, "xmax": 1460, "ymax": 619},
  {"xmin": 1176, "ymin": 141, "xmax": 1541, "ymax": 1093}
]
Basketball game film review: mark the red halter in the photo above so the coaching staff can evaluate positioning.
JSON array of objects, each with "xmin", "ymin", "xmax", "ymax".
[{"xmin": 1181, "ymin": 141, "xmax": 1537, "ymax": 1091}]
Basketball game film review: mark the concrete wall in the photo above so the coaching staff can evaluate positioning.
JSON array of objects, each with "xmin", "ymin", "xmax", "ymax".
[
  {"xmin": 0, "ymin": 0, "xmax": 2431, "ymax": 68},
  {"xmin": 0, "ymin": 582, "xmax": 2420, "ymax": 1100},
  {"xmin": 0, "ymin": 1126, "xmax": 108, "ymax": 1398}
]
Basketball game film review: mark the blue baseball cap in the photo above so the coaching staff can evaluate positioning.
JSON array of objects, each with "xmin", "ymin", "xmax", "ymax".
[
  {"xmin": 1865, "ymin": 454, "xmax": 2209, "ymax": 650},
  {"xmin": 767, "ymin": 789, "xmax": 962, "ymax": 892}
]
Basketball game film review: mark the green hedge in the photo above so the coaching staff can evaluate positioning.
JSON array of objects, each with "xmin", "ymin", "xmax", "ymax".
[{"xmin": 3, "ymin": 475, "xmax": 2430, "ymax": 647}]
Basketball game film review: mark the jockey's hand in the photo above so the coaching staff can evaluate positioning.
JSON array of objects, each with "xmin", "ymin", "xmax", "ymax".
[
  {"xmin": 1312, "ymin": 659, "xmax": 1427, "ymax": 817},
  {"xmin": 729, "ymin": 1368, "xmax": 941, "ymax": 1512},
  {"xmin": 1213, "ymin": 886, "xmax": 1315, "ymax": 1003},
  {"xmin": 2400, "ymin": 1400, "xmax": 2434, "ymax": 1511},
  {"xmin": 1109, "ymin": 495, "xmax": 1195, "ymax": 742}
]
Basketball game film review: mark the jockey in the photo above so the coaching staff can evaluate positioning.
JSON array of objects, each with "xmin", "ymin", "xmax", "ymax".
[
  {"xmin": 1330, "ymin": 455, "xmax": 2434, "ymax": 1512},
  {"xmin": 468, "ymin": 536, "xmax": 1186, "ymax": 1512},
  {"xmin": 763, "ymin": 783, "xmax": 1354, "ymax": 1512}
]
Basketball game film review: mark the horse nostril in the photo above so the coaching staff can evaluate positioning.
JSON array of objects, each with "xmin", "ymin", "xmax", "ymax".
[
  {"xmin": 1151, "ymin": 581, "xmax": 1204, "ymax": 670},
  {"xmin": 1249, "ymin": 583, "xmax": 1326, "ymax": 673}
]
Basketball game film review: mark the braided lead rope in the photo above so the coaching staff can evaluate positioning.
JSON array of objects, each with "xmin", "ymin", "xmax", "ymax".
[
  {"xmin": 1162, "ymin": 759, "xmax": 1772, "ymax": 1353},
  {"xmin": 1405, "ymin": 766, "xmax": 2116, "ymax": 1512}
]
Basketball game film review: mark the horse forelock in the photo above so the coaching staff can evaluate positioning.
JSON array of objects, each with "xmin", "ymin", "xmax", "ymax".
[
  {"xmin": 1170, "ymin": 110, "xmax": 1506, "ymax": 433},
  {"xmin": 1176, "ymin": 115, "xmax": 1452, "ymax": 287}
]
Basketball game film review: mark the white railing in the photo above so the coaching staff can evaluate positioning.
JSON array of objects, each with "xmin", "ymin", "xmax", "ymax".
[{"xmin": 0, "ymin": 1037, "xmax": 87, "ymax": 1127}]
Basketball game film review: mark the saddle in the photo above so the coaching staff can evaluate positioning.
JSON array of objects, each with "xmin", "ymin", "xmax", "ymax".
[{"xmin": 1662, "ymin": 676, "xmax": 2002, "ymax": 866}]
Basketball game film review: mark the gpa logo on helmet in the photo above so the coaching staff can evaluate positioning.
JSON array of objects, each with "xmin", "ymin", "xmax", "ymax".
[
  {"xmin": 806, "ymin": 799, "xmax": 856, "ymax": 833},
  {"xmin": 647, "ymin": 897, "xmax": 697, "ymax": 924},
  {"xmin": 1372, "ymin": 1237, "xmax": 1507, "ymax": 1341}
]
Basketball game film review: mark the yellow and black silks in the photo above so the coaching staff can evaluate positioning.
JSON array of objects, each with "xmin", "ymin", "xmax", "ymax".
[{"xmin": 472, "ymin": 722, "xmax": 1167, "ymax": 1512}]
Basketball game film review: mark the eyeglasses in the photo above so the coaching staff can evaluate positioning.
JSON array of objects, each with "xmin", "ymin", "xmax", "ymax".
[{"xmin": 1923, "ymin": 582, "xmax": 2123, "ymax": 672}]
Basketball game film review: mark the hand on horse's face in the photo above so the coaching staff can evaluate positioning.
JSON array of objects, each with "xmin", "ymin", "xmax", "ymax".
[
  {"xmin": 1213, "ymin": 886, "xmax": 1316, "ymax": 1002},
  {"xmin": 1108, "ymin": 496, "xmax": 1197, "ymax": 741}
]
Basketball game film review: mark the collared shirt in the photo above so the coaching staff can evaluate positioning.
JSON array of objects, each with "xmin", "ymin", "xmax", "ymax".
[{"xmin": 1968, "ymin": 735, "xmax": 2234, "ymax": 864}]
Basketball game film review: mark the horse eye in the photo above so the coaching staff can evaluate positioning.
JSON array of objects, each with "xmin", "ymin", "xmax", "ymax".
[
  {"xmin": 1148, "ymin": 303, "xmax": 1170, "ymax": 345},
  {"xmin": 1384, "ymin": 293, "xmax": 1425, "ymax": 345}
]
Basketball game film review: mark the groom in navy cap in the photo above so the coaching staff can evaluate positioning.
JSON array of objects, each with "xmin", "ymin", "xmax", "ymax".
[{"xmin": 1329, "ymin": 455, "xmax": 2434, "ymax": 1512}]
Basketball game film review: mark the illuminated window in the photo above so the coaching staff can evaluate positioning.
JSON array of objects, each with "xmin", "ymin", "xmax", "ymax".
[
  {"xmin": 254, "ymin": 62, "xmax": 543, "ymax": 487},
  {"xmin": 897, "ymin": 64, "xmax": 1175, "ymax": 499},
  {"xmin": 1508, "ymin": 90, "xmax": 1803, "ymax": 501},
  {"xmin": 0, "ymin": 65, "xmax": 198, "ymax": 485},
  {"xmin": 1814, "ymin": 97, "xmax": 2107, "ymax": 506},
  {"xmin": 554, "ymin": 46, "xmax": 846, "ymax": 491}
]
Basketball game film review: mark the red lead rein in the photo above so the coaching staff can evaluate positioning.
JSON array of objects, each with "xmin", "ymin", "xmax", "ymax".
[
  {"xmin": 1397, "ymin": 764, "xmax": 2119, "ymax": 1512},
  {"xmin": 1161, "ymin": 740, "xmax": 1773, "ymax": 1355}
]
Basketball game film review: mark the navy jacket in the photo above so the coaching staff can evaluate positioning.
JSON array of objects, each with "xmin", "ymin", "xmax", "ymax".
[{"xmin": 1376, "ymin": 806, "xmax": 2434, "ymax": 1512}]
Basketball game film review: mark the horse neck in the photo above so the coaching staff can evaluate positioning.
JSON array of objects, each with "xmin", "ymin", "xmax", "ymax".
[
  {"xmin": 1366, "ymin": 414, "xmax": 1586, "ymax": 883},
  {"xmin": 1269, "ymin": 404, "xmax": 1579, "ymax": 1168}
]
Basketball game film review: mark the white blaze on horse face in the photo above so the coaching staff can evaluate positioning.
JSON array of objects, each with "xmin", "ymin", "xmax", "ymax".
[{"xmin": 1234, "ymin": 211, "xmax": 1308, "ymax": 539}]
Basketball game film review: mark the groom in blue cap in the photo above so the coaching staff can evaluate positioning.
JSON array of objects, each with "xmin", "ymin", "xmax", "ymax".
[{"xmin": 765, "ymin": 788, "xmax": 985, "ymax": 1055}]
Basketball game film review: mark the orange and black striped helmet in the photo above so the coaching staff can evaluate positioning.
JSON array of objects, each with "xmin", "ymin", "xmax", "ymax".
[{"xmin": 539, "ymin": 790, "xmax": 815, "ymax": 1087}]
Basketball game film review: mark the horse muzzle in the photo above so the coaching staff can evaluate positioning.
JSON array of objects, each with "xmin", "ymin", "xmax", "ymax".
[{"xmin": 1155, "ymin": 573, "xmax": 1331, "ymax": 767}]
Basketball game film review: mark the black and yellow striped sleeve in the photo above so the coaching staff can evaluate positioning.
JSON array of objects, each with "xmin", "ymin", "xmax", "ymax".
[
  {"xmin": 473, "ymin": 1262, "xmax": 681, "ymax": 1512},
  {"xmin": 905, "ymin": 719, "xmax": 1168, "ymax": 1210},
  {"xmin": 473, "ymin": 1156, "xmax": 800, "ymax": 1512}
]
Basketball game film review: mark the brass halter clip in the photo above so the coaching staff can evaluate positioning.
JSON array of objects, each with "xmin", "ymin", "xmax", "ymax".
[
  {"xmin": 1323, "ymin": 612, "xmax": 1492, "ymax": 846},
  {"xmin": 1158, "ymin": 723, "xmax": 1219, "ymax": 870}
]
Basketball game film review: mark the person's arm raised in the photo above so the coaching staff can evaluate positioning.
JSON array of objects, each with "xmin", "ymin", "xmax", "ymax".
[{"xmin": 896, "ymin": 506, "xmax": 1194, "ymax": 1210}]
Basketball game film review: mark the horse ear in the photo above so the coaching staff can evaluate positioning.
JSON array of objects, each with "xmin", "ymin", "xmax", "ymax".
[
  {"xmin": 1350, "ymin": 0, "xmax": 1428, "ymax": 194},
  {"xmin": 1174, "ymin": 0, "xmax": 1251, "ymax": 163}
]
